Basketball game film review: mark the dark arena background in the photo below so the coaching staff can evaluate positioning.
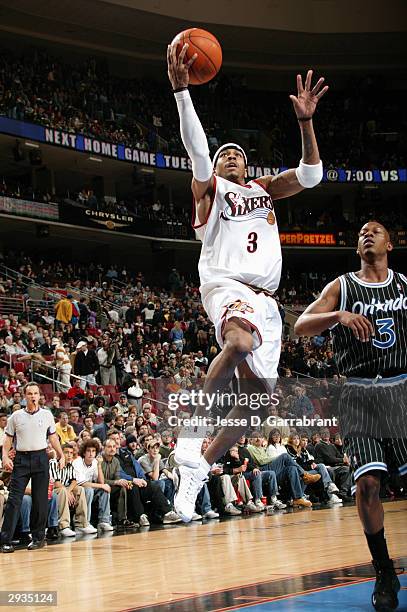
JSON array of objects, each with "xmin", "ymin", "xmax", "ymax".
[{"xmin": 0, "ymin": 1, "xmax": 406, "ymax": 611}]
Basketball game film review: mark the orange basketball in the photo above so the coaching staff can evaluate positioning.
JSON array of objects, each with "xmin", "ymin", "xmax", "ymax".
[{"xmin": 172, "ymin": 28, "xmax": 222, "ymax": 85}]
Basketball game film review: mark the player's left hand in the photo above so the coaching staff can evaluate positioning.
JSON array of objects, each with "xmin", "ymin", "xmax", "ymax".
[{"xmin": 289, "ymin": 70, "xmax": 329, "ymax": 120}]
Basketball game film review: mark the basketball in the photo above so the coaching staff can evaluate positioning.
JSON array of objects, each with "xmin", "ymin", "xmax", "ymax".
[{"xmin": 172, "ymin": 28, "xmax": 222, "ymax": 85}]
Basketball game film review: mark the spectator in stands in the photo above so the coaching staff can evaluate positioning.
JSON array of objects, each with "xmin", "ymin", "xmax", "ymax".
[
  {"xmin": 266, "ymin": 429, "xmax": 288, "ymax": 460},
  {"xmin": 139, "ymin": 440, "xmax": 174, "ymax": 502},
  {"xmin": 67, "ymin": 378, "xmax": 86, "ymax": 401},
  {"xmin": 114, "ymin": 393, "xmax": 129, "ymax": 416},
  {"xmin": 74, "ymin": 340, "xmax": 99, "ymax": 389},
  {"xmin": 141, "ymin": 404, "xmax": 157, "ymax": 430},
  {"xmin": 286, "ymin": 433, "xmax": 342, "ymax": 504},
  {"xmin": 55, "ymin": 411, "xmax": 77, "ymax": 444},
  {"xmin": 54, "ymin": 294, "xmax": 73, "ymax": 328},
  {"xmin": 49, "ymin": 395, "xmax": 61, "ymax": 416},
  {"xmin": 248, "ymin": 432, "xmax": 317, "ymax": 507},
  {"xmin": 292, "ymin": 385, "xmax": 314, "ymax": 418},
  {"xmin": 0, "ymin": 389, "xmax": 8, "ymax": 412},
  {"xmin": 53, "ymin": 338, "xmax": 72, "ymax": 392},
  {"xmin": 80, "ymin": 389, "xmax": 96, "ymax": 414},
  {"xmin": 223, "ymin": 445, "xmax": 267, "ymax": 513},
  {"xmin": 39, "ymin": 336, "xmax": 54, "ymax": 357},
  {"xmin": 97, "ymin": 334, "xmax": 119, "ymax": 386},
  {"xmin": 159, "ymin": 431, "xmax": 173, "ymax": 459},
  {"xmin": 72, "ymin": 439, "xmax": 113, "ymax": 531},
  {"xmin": 82, "ymin": 416, "xmax": 94, "ymax": 436},
  {"xmin": 0, "ymin": 413, "xmax": 7, "ymax": 455},
  {"xmin": 93, "ymin": 412, "xmax": 114, "ymax": 444},
  {"xmin": 4, "ymin": 370, "xmax": 20, "ymax": 395},
  {"xmin": 114, "ymin": 415, "xmax": 126, "ymax": 433},
  {"xmin": 51, "ymin": 443, "xmax": 97, "ymax": 536},
  {"xmin": 314, "ymin": 429, "xmax": 352, "ymax": 501},
  {"xmin": 101, "ymin": 439, "xmax": 135, "ymax": 527},
  {"xmin": 68, "ymin": 409, "xmax": 83, "ymax": 436},
  {"xmin": 307, "ymin": 432, "xmax": 321, "ymax": 456},
  {"xmin": 117, "ymin": 434, "xmax": 181, "ymax": 526}
]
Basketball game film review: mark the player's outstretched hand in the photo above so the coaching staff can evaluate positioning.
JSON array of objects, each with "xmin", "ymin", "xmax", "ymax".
[
  {"xmin": 167, "ymin": 42, "xmax": 197, "ymax": 91},
  {"xmin": 289, "ymin": 70, "xmax": 329, "ymax": 120},
  {"xmin": 337, "ymin": 311, "xmax": 374, "ymax": 342}
]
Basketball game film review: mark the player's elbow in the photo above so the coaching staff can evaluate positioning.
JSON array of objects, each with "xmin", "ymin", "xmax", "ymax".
[{"xmin": 294, "ymin": 317, "xmax": 307, "ymax": 337}]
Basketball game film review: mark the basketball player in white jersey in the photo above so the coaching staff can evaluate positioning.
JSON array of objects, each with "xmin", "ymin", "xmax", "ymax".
[{"xmin": 167, "ymin": 42, "xmax": 328, "ymax": 521}]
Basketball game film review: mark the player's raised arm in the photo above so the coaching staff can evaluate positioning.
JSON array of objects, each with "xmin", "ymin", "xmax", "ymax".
[
  {"xmin": 167, "ymin": 42, "xmax": 214, "ymax": 204},
  {"xmin": 294, "ymin": 278, "xmax": 374, "ymax": 341},
  {"xmin": 259, "ymin": 70, "xmax": 328, "ymax": 200}
]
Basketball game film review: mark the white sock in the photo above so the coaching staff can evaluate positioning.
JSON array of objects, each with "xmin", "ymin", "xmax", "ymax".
[{"xmin": 198, "ymin": 455, "xmax": 211, "ymax": 476}]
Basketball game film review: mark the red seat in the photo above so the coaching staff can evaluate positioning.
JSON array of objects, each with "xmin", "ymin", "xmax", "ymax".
[
  {"xmin": 14, "ymin": 362, "xmax": 27, "ymax": 373},
  {"xmin": 60, "ymin": 400, "xmax": 72, "ymax": 410},
  {"xmin": 104, "ymin": 385, "xmax": 117, "ymax": 395},
  {"xmin": 40, "ymin": 384, "xmax": 54, "ymax": 395},
  {"xmin": 110, "ymin": 392, "xmax": 122, "ymax": 404}
]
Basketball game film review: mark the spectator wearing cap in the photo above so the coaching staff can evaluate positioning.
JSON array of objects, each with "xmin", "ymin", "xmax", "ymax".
[
  {"xmin": 117, "ymin": 435, "xmax": 181, "ymax": 526},
  {"xmin": 74, "ymin": 340, "xmax": 99, "ymax": 389},
  {"xmin": 139, "ymin": 440, "xmax": 175, "ymax": 503},
  {"xmin": 55, "ymin": 294, "xmax": 73, "ymax": 328},
  {"xmin": 114, "ymin": 394, "xmax": 129, "ymax": 417}
]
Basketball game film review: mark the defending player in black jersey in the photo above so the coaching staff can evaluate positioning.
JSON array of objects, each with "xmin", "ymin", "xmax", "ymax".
[{"xmin": 295, "ymin": 221, "xmax": 406, "ymax": 611}]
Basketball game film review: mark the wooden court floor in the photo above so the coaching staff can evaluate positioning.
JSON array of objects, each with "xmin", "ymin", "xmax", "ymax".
[{"xmin": 0, "ymin": 500, "xmax": 406, "ymax": 612}]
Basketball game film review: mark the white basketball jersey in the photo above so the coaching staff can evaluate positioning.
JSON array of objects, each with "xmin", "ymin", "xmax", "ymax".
[{"xmin": 194, "ymin": 175, "xmax": 282, "ymax": 292}]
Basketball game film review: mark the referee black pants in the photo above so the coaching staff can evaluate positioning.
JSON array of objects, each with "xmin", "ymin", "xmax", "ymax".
[{"xmin": 0, "ymin": 450, "xmax": 49, "ymax": 544}]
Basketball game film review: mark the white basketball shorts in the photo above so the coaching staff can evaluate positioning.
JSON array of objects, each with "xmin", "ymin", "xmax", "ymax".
[{"xmin": 201, "ymin": 278, "xmax": 282, "ymax": 380}]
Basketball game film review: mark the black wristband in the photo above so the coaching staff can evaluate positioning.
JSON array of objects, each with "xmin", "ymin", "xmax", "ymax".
[
  {"xmin": 297, "ymin": 116, "xmax": 312, "ymax": 122},
  {"xmin": 173, "ymin": 86, "xmax": 188, "ymax": 93}
]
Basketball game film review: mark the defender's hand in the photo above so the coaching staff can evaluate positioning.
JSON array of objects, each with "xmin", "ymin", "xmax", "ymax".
[
  {"xmin": 289, "ymin": 70, "xmax": 329, "ymax": 120},
  {"xmin": 167, "ymin": 42, "xmax": 197, "ymax": 90}
]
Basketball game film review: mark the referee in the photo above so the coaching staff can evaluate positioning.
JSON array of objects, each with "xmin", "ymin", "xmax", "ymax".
[{"xmin": 1, "ymin": 382, "xmax": 65, "ymax": 553}]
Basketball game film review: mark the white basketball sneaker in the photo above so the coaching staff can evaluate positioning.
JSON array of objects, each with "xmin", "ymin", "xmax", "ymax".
[
  {"xmin": 174, "ymin": 426, "xmax": 206, "ymax": 468},
  {"xmin": 173, "ymin": 465, "xmax": 208, "ymax": 522}
]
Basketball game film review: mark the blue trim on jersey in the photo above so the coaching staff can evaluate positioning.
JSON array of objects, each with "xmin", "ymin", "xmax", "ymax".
[
  {"xmin": 339, "ymin": 275, "xmax": 347, "ymax": 312},
  {"xmin": 399, "ymin": 463, "xmax": 407, "ymax": 476},
  {"xmin": 347, "ymin": 373, "xmax": 407, "ymax": 385},
  {"xmin": 349, "ymin": 269, "xmax": 393, "ymax": 288},
  {"xmin": 354, "ymin": 462, "xmax": 388, "ymax": 480}
]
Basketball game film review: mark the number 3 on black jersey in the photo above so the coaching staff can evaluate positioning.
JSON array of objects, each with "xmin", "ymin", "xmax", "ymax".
[
  {"xmin": 373, "ymin": 317, "xmax": 396, "ymax": 349},
  {"xmin": 247, "ymin": 232, "xmax": 258, "ymax": 253}
]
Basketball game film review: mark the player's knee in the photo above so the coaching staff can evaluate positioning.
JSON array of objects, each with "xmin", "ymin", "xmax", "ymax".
[
  {"xmin": 356, "ymin": 473, "xmax": 381, "ymax": 502},
  {"xmin": 223, "ymin": 328, "xmax": 253, "ymax": 360}
]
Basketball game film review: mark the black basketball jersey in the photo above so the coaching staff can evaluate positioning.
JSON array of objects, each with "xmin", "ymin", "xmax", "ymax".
[{"xmin": 331, "ymin": 269, "xmax": 407, "ymax": 377}]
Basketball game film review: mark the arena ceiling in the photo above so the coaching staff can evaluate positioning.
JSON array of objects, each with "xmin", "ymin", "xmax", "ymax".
[{"xmin": 0, "ymin": 0, "xmax": 406, "ymax": 72}]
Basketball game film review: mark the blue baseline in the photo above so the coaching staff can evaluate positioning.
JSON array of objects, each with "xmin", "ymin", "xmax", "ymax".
[{"xmin": 231, "ymin": 575, "xmax": 407, "ymax": 611}]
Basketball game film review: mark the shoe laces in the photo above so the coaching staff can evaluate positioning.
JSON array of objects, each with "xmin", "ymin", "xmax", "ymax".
[{"xmin": 181, "ymin": 471, "xmax": 207, "ymax": 503}]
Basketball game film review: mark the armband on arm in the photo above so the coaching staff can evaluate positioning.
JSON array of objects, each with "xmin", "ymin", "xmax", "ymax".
[
  {"xmin": 174, "ymin": 90, "xmax": 213, "ymax": 182},
  {"xmin": 295, "ymin": 159, "xmax": 323, "ymax": 188}
]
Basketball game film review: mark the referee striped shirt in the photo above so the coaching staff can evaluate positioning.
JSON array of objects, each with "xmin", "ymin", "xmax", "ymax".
[{"xmin": 49, "ymin": 458, "xmax": 76, "ymax": 486}]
